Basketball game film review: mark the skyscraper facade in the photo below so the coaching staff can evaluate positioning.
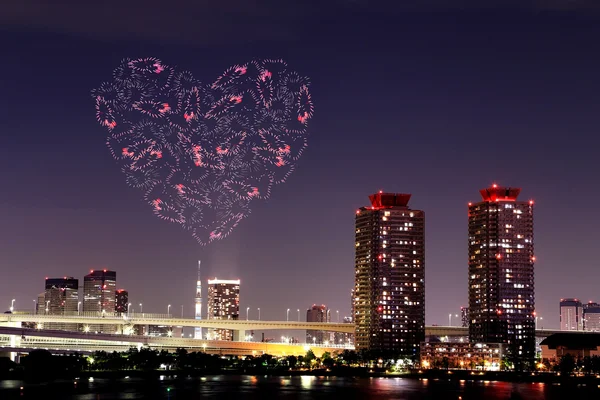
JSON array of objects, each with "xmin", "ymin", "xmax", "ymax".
[
  {"xmin": 82, "ymin": 270, "xmax": 117, "ymax": 314},
  {"xmin": 354, "ymin": 192, "xmax": 425, "ymax": 357},
  {"xmin": 44, "ymin": 277, "xmax": 79, "ymax": 330},
  {"xmin": 583, "ymin": 302, "xmax": 600, "ymax": 332},
  {"xmin": 36, "ymin": 292, "xmax": 45, "ymax": 315},
  {"xmin": 560, "ymin": 298, "xmax": 583, "ymax": 331},
  {"xmin": 306, "ymin": 304, "xmax": 330, "ymax": 344},
  {"xmin": 468, "ymin": 185, "xmax": 535, "ymax": 369},
  {"xmin": 206, "ymin": 278, "xmax": 240, "ymax": 341},
  {"xmin": 115, "ymin": 289, "xmax": 128, "ymax": 314},
  {"xmin": 83, "ymin": 270, "xmax": 117, "ymax": 333},
  {"xmin": 461, "ymin": 306, "xmax": 469, "ymax": 328}
]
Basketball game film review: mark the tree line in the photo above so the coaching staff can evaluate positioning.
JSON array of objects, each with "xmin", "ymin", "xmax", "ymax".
[{"xmin": 0, "ymin": 347, "xmax": 412, "ymax": 380}]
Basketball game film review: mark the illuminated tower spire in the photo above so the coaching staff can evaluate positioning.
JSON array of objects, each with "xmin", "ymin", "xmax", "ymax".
[{"xmin": 194, "ymin": 260, "xmax": 203, "ymax": 339}]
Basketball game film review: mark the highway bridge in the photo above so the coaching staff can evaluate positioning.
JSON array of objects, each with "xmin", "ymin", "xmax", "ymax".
[
  {"xmin": 0, "ymin": 313, "xmax": 573, "ymax": 361},
  {"xmin": 424, "ymin": 326, "xmax": 565, "ymax": 339},
  {"xmin": 0, "ymin": 326, "xmax": 350, "ymax": 358},
  {"xmin": 0, "ymin": 313, "xmax": 355, "ymax": 340},
  {"xmin": 0, "ymin": 314, "xmax": 567, "ymax": 339}
]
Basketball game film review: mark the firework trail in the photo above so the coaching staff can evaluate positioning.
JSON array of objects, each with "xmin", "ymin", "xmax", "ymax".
[{"xmin": 93, "ymin": 57, "xmax": 314, "ymax": 245}]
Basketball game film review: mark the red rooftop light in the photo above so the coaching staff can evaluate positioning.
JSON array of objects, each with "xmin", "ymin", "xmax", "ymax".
[
  {"xmin": 368, "ymin": 192, "xmax": 411, "ymax": 209},
  {"xmin": 479, "ymin": 186, "xmax": 521, "ymax": 202}
]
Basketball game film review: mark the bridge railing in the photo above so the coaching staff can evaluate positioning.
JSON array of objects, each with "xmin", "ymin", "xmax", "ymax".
[{"xmin": 6, "ymin": 311, "xmax": 172, "ymax": 319}]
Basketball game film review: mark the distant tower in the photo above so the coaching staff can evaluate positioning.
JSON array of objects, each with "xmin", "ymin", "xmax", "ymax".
[
  {"xmin": 206, "ymin": 278, "xmax": 241, "ymax": 341},
  {"xmin": 194, "ymin": 261, "xmax": 203, "ymax": 339},
  {"xmin": 115, "ymin": 289, "xmax": 129, "ymax": 314},
  {"xmin": 44, "ymin": 277, "xmax": 79, "ymax": 331},
  {"xmin": 83, "ymin": 269, "xmax": 117, "ymax": 333},
  {"xmin": 560, "ymin": 298, "xmax": 583, "ymax": 331},
  {"xmin": 306, "ymin": 304, "xmax": 330, "ymax": 344}
]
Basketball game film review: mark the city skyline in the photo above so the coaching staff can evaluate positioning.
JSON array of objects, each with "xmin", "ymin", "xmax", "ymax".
[
  {"xmin": 2, "ymin": 2, "xmax": 600, "ymax": 331},
  {"xmin": 0, "ymin": 183, "xmax": 591, "ymax": 330}
]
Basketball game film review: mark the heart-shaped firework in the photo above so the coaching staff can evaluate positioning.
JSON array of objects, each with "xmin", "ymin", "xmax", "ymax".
[{"xmin": 93, "ymin": 58, "xmax": 313, "ymax": 245}]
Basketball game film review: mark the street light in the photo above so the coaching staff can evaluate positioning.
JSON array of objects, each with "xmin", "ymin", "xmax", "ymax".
[
  {"xmin": 127, "ymin": 303, "xmax": 131, "ymax": 315},
  {"xmin": 78, "ymin": 302, "xmax": 82, "ymax": 315},
  {"xmin": 33, "ymin": 299, "xmax": 36, "ymax": 314},
  {"xmin": 258, "ymin": 308, "xmax": 261, "ymax": 320},
  {"xmin": 139, "ymin": 303, "xmax": 143, "ymax": 314},
  {"xmin": 181, "ymin": 305, "xmax": 184, "ymax": 317},
  {"xmin": 286, "ymin": 308, "xmax": 290, "ymax": 322},
  {"xmin": 449, "ymin": 313, "xmax": 452, "ymax": 326},
  {"xmin": 167, "ymin": 304, "xmax": 171, "ymax": 316},
  {"xmin": 10, "ymin": 299, "xmax": 15, "ymax": 312},
  {"xmin": 247, "ymin": 307, "xmax": 250, "ymax": 321},
  {"xmin": 45, "ymin": 300, "xmax": 50, "ymax": 314},
  {"xmin": 337, "ymin": 310, "xmax": 340, "ymax": 323},
  {"xmin": 297, "ymin": 309, "xmax": 300, "ymax": 322}
]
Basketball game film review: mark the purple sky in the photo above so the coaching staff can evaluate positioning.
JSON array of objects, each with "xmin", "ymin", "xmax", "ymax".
[{"xmin": 1, "ymin": 1, "xmax": 600, "ymax": 330}]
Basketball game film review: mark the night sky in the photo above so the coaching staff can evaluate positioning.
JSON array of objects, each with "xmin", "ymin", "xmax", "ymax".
[{"xmin": 1, "ymin": 1, "xmax": 600, "ymax": 330}]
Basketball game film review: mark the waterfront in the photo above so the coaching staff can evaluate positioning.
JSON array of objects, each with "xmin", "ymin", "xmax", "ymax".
[{"xmin": 1, "ymin": 375, "xmax": 600, "ymax": 399}]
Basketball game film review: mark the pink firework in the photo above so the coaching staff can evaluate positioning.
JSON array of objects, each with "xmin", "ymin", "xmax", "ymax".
[{"xmin": 93, "ymin": 57, "xmax": 314, "ymax": 245}]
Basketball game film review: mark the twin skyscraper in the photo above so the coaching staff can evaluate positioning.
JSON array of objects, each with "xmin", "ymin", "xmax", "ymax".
[{"xmin": 353, "ymin": 185, "xmax": 535, "ymax": 368}]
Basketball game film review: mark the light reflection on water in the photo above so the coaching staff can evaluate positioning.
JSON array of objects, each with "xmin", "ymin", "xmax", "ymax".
[
  {"xmin": 0, "ymin": 375, "xmax": 597, "ymax": 399},
  {"xmin": 0, "ymin": 380, "xmax": 23, "ymax": 389}
]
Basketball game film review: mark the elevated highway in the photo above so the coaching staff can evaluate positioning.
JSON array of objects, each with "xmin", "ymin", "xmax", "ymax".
[
  {"xmin": 425, "ymin": 325, "xmax": 568, "ymax": 339},
  {"xmin": 0, "ymin": 313, "xmax": 355, "ymax": 336},
  {"xmin": 0, "ymin": 327, "xmax": 350, "ymax": 358}
]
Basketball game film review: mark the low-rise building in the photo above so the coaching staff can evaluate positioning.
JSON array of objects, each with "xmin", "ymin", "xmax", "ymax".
[
  {"xmin": 420, "ymin": 342, "xmax": 503, "ymax": 371},
  {"xmin": 540, "ymin": 333, "xmax": 600, "ymax": 361}
]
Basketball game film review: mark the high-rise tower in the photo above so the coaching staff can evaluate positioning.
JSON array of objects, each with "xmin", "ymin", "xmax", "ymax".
[
  {"xmin": 115, "ymin": 289, "xmax": 129, "ymax": 314},
  {"xmin": 206, "ymin": 278, "xmax": 240, "ymax": 341},
  {"xmin": 194, "ymin": 261, "xmax": 203, "ymax": 339},
  {"xmin": 560, "ymin": 298, "xmax": 583, "ymax": 331},
  {"xmin": 354, "ymin": 192, "xmax": 425, "ymax": 358},
  {"xmin": 306, "ymin": 304, "xmax": 330, "ymax": 344},
  {"xmin": 468, "ymin": 185, "xmax": 535, "ymax": 369},
  {"xmin": 83, "ymin": 269, "xmax": 117, "ymax": 333},
  {"xmin": 44, "ymin": 277, "xmax": 79, "ymax": 330},
  {"xmin": 82, "ymin": 270, "xmax": 117, "ymax": 314}
]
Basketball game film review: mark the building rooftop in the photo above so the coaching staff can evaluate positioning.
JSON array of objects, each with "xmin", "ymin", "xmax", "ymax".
[
  {"xmin": 368, "ymin": 192, "xmax": 411, "ymax": 209},
  {"xmin": 207, "ymin": 278, "xmax": 240, "ymax": 285},
  {"xmin": 479, "ymin": 185, "xmax": 521, "ymax": 202}
]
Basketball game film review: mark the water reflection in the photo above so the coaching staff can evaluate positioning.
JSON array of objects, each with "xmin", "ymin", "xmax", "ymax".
[
  {"xmin": 0, "ymin": 375, "xmax": 597, "ymax": 399},
  {"xmin": 300, "ymin": 375, "xmax": 315, "ymax": 389}
]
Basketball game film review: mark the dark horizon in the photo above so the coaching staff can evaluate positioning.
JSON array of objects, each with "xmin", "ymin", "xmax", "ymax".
[{"xmin": 2, "ymin": 2, "xmax": 600, "ymax": 330}]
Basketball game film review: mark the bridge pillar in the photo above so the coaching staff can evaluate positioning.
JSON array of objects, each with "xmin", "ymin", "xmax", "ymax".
[{"xmin": 232, "ymin": 330, "xmax": 246, "ymax": 342}]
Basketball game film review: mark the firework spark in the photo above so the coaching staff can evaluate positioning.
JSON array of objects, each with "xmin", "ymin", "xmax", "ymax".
[{"xmin": 93, "ymin": 58, "xmax": 313, "ymax": 245}]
